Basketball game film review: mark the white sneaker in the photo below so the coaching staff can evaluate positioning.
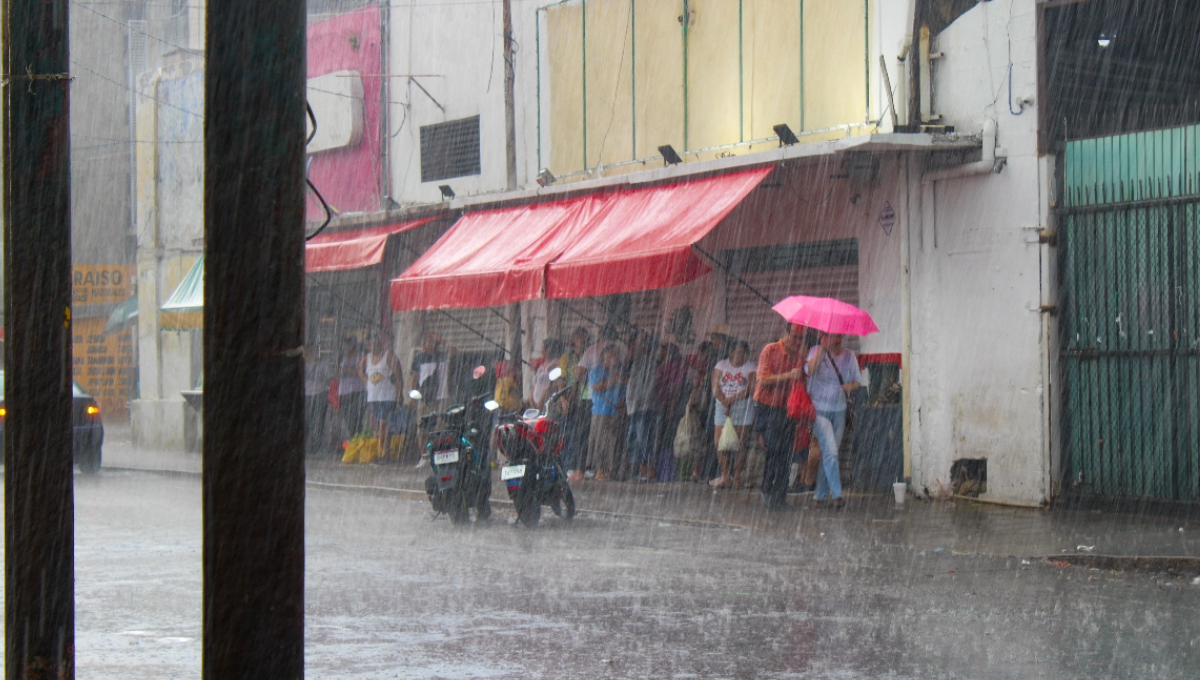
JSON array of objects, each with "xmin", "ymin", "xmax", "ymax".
[
  {"xmin": 584, "ymin": 469, "xmax": 596, "ymax": 479},
  {"xmin": 414, "ymin": 457, "xmax": 429, "ymax": 470}
]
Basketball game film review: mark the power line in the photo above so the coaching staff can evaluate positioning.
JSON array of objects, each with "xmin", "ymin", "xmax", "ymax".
[
  {"xmin": 71, "ymin": 59, "xmax": 205, "ymax": 119},
  {"xmin": 73, "ymin": 132, "xmax": 201, "ymax": 145}
]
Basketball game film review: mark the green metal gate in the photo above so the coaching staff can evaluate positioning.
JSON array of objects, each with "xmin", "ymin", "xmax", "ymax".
[{"xmin": 1060, "ymin": 124, "xmax": 1200, "ymax": 501}]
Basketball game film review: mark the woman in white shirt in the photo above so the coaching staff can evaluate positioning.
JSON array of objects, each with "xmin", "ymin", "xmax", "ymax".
[
  {"xmin": 804, "ymin": 333, "xmax": 861, "ymax": 508},
  {"xmin": 710, "ymin": 340, "xmax": 756, "ymax": 489}
]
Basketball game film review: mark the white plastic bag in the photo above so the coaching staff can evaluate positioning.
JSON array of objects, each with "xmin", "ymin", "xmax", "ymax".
[{"xmin": 718, "ymin": 420, "xmax": 741, "ymax": 452}]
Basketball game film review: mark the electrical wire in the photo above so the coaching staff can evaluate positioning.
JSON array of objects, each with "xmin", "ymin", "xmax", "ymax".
[
  {"xmin": 71, "ymin": 59, "xmax": 204, "ymax": 119},
  {"xmin": 304, "ymin": 101, "xmax": 335, "ymax": 241}
]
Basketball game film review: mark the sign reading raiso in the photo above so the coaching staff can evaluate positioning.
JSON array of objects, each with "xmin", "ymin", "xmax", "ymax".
[{"xmin": 73, "ymin": 265, "xmax": 134, "ymax": 305}]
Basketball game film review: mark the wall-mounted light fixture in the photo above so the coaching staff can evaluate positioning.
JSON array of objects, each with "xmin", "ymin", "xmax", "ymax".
[
  {"xmin": 658, "ymin": 145, "xmax": 683, "ymax": 166},
  {"xmin": 773, "ymin": 124, "xmax": 800, "ymax": 147},
  {"xmin": 1097, "ymin": 33, "xmax": 1113, "ymax": 48},
  {"xmin": 536, "ymin": 169, "xmax": 556, "ymax": 187},
  {"xmin": 438, "ymin": 185, "xmax": 455, "ymax": 200}
]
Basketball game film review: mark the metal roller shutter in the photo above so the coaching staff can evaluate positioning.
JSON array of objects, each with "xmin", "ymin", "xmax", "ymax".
[
  {"xmin": 421, "ymin": 307, "xmax": 510, "ymax": 355},
  {"xmin": 721, "ymin": 239, "xmax": 860, "ymax": 355},
  {"xmin": 554, "ymin": 289, "xmax": 664, "ymax": 342}
]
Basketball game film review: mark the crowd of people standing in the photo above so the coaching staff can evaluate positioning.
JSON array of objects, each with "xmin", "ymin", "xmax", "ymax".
[
  {"xmin": 535, "ymin": 320, "xmax": 861, "ymax": 510},
  {"xmin": 303, "ymin": 318, "xmax": 862, "ymax": 510}
]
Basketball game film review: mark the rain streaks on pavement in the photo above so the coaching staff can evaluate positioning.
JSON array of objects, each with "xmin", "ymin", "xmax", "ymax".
[{"xmin": 3, "ymin": 470, "xmax": 1198, "ymax": 679}]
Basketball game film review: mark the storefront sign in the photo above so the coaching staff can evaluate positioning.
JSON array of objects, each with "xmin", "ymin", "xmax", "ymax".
[
  {"xmin": 73, "ymin": 265, "xmax": 135, "ymax": 305},
  {"xmin": 72, "ymin": 316, "xmax": 136, "ymax": 419}
]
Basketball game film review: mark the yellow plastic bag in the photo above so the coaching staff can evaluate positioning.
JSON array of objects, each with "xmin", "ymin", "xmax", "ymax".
[
  {"xmin": 342, "ymin": 435, "xmax": 382, "ymax": 464},
  {"xmin": 358, "ymin": 438, "xmax": 381, "ymax": 464},
  {"xmin": 342, "ymin": 438, "xmax": 365, "ymax": 464}
]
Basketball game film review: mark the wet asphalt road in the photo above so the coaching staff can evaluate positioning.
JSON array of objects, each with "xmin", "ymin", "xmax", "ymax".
[{"xmin": 13, "ymin": 471, "xmax": 1200, "ymax": 679}]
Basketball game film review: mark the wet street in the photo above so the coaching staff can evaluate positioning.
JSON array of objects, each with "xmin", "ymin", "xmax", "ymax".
[{"xmin": 14, "ymin": 471, "xmax": 1198, "ymax": 679}]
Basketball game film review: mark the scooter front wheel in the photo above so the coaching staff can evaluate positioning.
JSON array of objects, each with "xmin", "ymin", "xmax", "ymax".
[
  {"xmin": 516, "ymin": 499, "xmax": 541, "ymax": 528},
  {"xmin": 551, "ymin": 486, "xmax": 576, "ymax": 521},
  {"xmin": 560, "ymin": 487, "xmax": 576, "ymax": 521}
]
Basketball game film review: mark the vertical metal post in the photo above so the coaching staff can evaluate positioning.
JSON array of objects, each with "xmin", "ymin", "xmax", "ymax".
[
  {"xmin": 502, "ymin": 0, "xmax": 517, "ymax": 190},
  {"xmin": 630, "ymin": 0, "xmax": 636, "ymax": 160},
  {"xmin": 582, "ymin": 0, "xmax": 588, "ymax": 169},
  {"xmin": 681, "ymin": 0, "xmax": 689, "ymax": 151},
  {"xmin": 738, "ymin": 0, "xmax": 743, "ymax": 143},
  {"xmin": 3, "ymin": 0, "xmax": 76, "ymax": 674},
  {"xmin": 799, "ymin": 0, "xmax": 805, "ymax": 131},
  {"xmin": 536, "ymin": 8, "xmax": 542, "ymax": 171},
  {"xmin": 380, "ymin": 2, "xmax": 391, "ymax": 206},
  {"xmin": 204, "ymin": 0, "xmax": 307, "ymax": 676}
]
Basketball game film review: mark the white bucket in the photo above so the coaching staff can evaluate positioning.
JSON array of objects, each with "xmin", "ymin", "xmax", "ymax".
[{"xmin": 893, "ymin": 482, "xmax": 907, "ymax": 505}]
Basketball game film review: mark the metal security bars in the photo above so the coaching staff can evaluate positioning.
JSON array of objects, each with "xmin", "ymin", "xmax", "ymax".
[{"xmin": 1059, "ymin": 124, "xmax": 1200, "ymax": 502}]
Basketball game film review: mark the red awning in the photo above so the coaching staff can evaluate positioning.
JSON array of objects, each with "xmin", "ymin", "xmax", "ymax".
[
  {"xmin": 544, "ymin": 167, "xmax": 771, "ymax": 298},
  {"xmin": 390, "ymin": 195, "xmax": 609, "ymax": 311},
  {"xmin": 305, "ymin": 218, "xmax": 435, "ymax": 273}
]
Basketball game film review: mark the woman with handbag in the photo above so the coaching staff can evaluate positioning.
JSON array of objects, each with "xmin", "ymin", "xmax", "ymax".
[{"xmin": 804, "ymin": 332, "xmax": 862, "ymax": 509}]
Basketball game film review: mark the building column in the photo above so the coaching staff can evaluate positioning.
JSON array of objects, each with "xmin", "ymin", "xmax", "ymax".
[
  {"xmin": 3, "ymin": 0, "xmax": 76, "ymax": 675},
  {"xmin": 203, "ymin": 0, "xmax": 307, "ymax": 676}
]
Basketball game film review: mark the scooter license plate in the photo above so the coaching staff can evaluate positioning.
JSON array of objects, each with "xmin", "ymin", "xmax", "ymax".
[
  {"xmin": 500, "ymin": 464, "xmax": 526, "ymax": 481},
  {"xmin": 433, "ymin": 450, "xmax": 460, "ymax": 465}
]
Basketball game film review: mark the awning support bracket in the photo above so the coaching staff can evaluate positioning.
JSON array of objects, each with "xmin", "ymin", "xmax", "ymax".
[{"xmin": 691, "ymin": 244, "xmax": 773, "ymax": 307}]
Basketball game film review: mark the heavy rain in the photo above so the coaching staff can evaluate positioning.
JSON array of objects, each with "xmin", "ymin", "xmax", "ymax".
[{"xmin": 2, "ymin": 0, "xmax": 1200, "ymax": 677}]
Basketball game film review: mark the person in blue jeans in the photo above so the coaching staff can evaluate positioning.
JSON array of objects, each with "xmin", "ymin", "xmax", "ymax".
[
  {"xmin": 804, "ymin": 333, "xmax": 861, "ymax": 509},
  {"xmin": 587, "ymin": 345, "xmax": 627, "ymax": 481}
]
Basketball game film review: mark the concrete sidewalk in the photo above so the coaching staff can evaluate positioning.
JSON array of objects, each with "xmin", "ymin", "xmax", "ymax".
[{"xmin": 100, "ymin": 424, "xmax": 1200, "ymax": 562}]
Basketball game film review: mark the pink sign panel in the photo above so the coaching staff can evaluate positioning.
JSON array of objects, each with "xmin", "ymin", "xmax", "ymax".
[{"xmin": 306, "ymin": 7, "xmax": 383, "ymax": 221}]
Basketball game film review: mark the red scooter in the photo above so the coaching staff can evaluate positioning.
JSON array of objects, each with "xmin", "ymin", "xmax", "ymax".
[{"xmin": 492, "ymin": 368, "xmax": 575, "ymax": 527}]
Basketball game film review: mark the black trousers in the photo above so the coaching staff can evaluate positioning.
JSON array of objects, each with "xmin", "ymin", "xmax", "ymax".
[
  {"xmin": 755, "ymin": 402, "xmax": 795, "ymax": 506},
  {"xmin": 304, "ymin": 394, "xmax": 328, "ymax": 454}
]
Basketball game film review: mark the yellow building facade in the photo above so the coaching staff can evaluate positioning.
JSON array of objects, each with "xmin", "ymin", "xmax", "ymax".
[{"xmin": 543, "ymin": 0, "xmax": 877, "ymax": 177}]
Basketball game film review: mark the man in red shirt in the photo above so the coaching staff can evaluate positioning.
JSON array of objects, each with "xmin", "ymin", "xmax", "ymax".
[{"xmin": 753, "ymin": 322, "xmax": 807, "ymax": 510}]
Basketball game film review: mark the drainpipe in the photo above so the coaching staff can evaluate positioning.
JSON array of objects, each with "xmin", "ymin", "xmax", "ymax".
[{"xmin": 922, "ymin": 119, "xmax": 1006, "ymax": 184}]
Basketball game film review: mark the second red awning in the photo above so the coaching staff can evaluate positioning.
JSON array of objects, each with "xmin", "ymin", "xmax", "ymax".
[
  {"xmin": 544, "ymin": 167, "xmax": 771, "ymax": 298},
  {"xmin": 390, "ymin": 195, "xmax": 609, "ymax": 310},
  {"xmin": 305, "ymin": 218, "xmax": 435, "ymax": 273}
]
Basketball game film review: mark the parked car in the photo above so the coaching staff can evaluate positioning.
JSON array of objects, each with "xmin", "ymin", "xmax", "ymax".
[{"xmin": 0, "ymin": 370, "xmax": 105, "ymax": 474}]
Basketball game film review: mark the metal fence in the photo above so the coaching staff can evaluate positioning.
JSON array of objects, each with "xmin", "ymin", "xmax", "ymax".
[{"xmin": 1060, "ymin": 125, "xmax": 1200, "ymax": 501}]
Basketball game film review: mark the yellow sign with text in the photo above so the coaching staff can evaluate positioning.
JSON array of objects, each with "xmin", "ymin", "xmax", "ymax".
[
  {"xmin": 72, "ymin": 316, "xmax": 135, "ymax": 419},
  {"xmin": 73, "ymin": 265, "xmax": 134, "ymax": 306}
]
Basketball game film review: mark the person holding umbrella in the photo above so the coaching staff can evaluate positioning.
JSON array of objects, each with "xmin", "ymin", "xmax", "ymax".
[
  {"xmin": 805, "ymin": 332, "xmax": 861, "ymax": 508},
  {"xmin": 771, "ymin": 295, "xmax": 877, "ymax": 510},
  {"xmin": 752, "ymin": 323, "xmax": 809, "ymax": 510}
]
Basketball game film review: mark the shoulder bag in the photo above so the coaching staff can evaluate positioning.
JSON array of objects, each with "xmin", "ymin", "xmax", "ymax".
[{"xmin": 826, "ymin": 352, "xmax": 857, "ymax": 431}]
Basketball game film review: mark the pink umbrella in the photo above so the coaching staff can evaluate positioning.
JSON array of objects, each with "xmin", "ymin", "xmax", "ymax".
[{"xmin": 771, "ymin": 295, "xmax": 879, "ymax": 335}]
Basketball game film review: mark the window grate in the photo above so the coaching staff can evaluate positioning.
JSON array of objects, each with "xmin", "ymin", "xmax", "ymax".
[{"xmin": 420, "ymin": 116, "xmax": 482, "ymax": 183}]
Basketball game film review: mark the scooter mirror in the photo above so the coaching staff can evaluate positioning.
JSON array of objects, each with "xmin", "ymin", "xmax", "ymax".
[
  {"xmin": 408, "ymin": 389, "xmax": 422, "ymax": 401},
  {"xmin": 483, "ymin": 400, "xmax": 500, "ymax": 412},
  {"xmin": 547, "ymin": 367, "xmax": 563, "ymax": 382},
  {"xmin": 473, "ymin": 365, "xmax": 487, "ymax": 380}
]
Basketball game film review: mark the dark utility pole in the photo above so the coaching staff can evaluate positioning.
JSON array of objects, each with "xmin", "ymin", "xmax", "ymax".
[
  {"xmin": 503, "ymin": 0, "xmax": 518, "ymax": 190},
  {"xmin": 2, "ymin": 0, "xmax": 76, "ymax": 675},
  {"xmin": 908, "ymin": 0, "xmax": 926, "ymax": 127},
  {"xmin": 204, "ymin": 0, "xmax": 307, "ymax": 676}
]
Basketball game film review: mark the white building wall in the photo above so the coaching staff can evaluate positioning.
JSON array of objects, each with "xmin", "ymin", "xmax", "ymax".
[
  {"xmin": 389, "ymin": 2, "xmax": 540, "ymax": 203},
  {"xmin": 130, "ymin": 61, "xmax": 205, "ymax": 451},
  {"xmin": 906, "ymin": 0, "xmax": 1050, "ymax": 504}
]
